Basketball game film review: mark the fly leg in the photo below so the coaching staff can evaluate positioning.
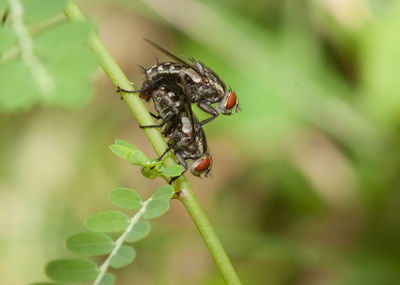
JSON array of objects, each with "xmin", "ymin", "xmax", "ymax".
[
  {"xmin": 148, "ymin": 139, "xmax": 178, "ymax": 170},
  {"xmin": 117, "ymin": 77, "xmax": 165, "ymax": 94},
  {"xmin": 116, "ymin": 86, "xmax": 137, "ymax": 93},
  {"xmin": 149, "ymin": 112, "xmax": 161, "ymax": 120},
  {"xmin": 154, "ymin": 138, "xmax": 179, "ymax": 164},
  {"xmin": 179, "ymin": 73, "xmax": 196, "ymax": 128},
  {"xmin": 197, "ymin": 102, "xmax": 219, "ymax": 126},
  {"xmin": 169, "ymin": 152, "xmax": 188, "ymax": 184},
  {"xmin": 139, "ymin": 119, "xmax": 166, "ymax": 129}
]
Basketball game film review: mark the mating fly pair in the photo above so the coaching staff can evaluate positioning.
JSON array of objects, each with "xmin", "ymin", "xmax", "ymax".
[{"xmin": 118, "ymin": 39, "xmax": 238, "ymax": 180}]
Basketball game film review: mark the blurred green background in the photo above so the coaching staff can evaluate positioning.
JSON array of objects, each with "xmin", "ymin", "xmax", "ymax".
[{"xmin": 2, "ymin": 0, "xmax": 400, "ymax": 284}]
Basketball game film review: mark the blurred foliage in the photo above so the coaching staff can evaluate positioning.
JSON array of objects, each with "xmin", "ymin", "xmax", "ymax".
[
  {"xmin": 0, "ymin": 0, "xmax": 97, "ymax": 111},
  {"xmin": 2, "ymin": 0, "xmax": 400, "ymax": 284}
]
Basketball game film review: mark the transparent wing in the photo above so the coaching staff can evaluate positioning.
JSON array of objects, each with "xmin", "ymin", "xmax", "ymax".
[{"xmin": 143, "ymin": 38, "xmax": 192, "ymax": 69}]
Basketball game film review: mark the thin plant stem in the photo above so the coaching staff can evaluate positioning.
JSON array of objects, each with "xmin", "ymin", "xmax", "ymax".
[{"xmin": 64, "ymin": 2, "xmax": 241, "ymax": 284}]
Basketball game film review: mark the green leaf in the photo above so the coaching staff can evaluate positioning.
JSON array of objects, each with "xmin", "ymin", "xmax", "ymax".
[
  {"xmin": 125, "ymin": 221, "xmax": 151, "ymax": 243},
  {"xmin": 24, "ymin": 0, "xmax": 67, "ymax": 23},
  {"xmin": 45, "ymin": 259, "xmax": 98, "ymax": 282},
  {"xmin": 0, "ymin": 27, "xmax": 16, "ymax": 53},
  {"xmin": 30, "ymin": 22, "xmax": 97, "ymax": 110},
  {"xmin": 115, "ymin": 139, "xmax": 138, "ymax": 151},
  {"xmin": 0, "ymin": 61, "xmax": 38, "ymax": 112},
  {"xmin": 161, "ymin": 165, "xmax": 183, "ymax": 177},
  {"xmin": 140, "ymin": 166, "xmax": 160, "ymax": 180},
  {"xmin": 144, "ymin": 199, "xmax": 170, "ymax": 219},
  {"xmin": 35, "ymin": 22, "xmax": 92, "ymax": 60},
  {"xmin": 65, "ymin": 232, "xmax": 114, "ymax": 256},
  {"xmin": 109, "ymin": 187, "xmax": 142, "ymax": 210},
  {"xmin": 98, "ymin": 273, "xmax": 116, "ymax": 285},
  {"xmin": 154, "ymin": 185, "xmax": 175, "ymax": 200},
  {"xmin": 109, "ymin": 145, "xmax": 132, "ymax": 160},
  {"xmin": 361, "ymin": 3, "xmax": 400, "ymax": 123},
  {"xmin": 109, "ymin": 245, "xmax": 136, "ymax": 269},
  {"xmin": 30, "ymin": 283, "xmax": 62, "ymax": 285},
  {"xmin": 128, "ymin": 150, "xmax": 149, "ymax": 166},
  {"xmin": 43, "ymin": 51, "xmax": 97, "ymax": 108},
  {"xmin": 0, "ymin": 0, "xmax": 7, "ymax": 11},
  {"xmin": 85, "ymin": 211, "xmax": 129, "ymax": 233}
]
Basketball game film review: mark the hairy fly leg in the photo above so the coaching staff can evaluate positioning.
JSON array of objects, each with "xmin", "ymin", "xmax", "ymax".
[
  {"xmin": 168, "ymin": 152, "xmax": 188, "ymax": 184},
  {"xmin": 197, "ymin": 102, "xmax": 219, "ymax": 126},
  {"xmin": 139, "ymin": 119, "xmax": 166, "ymax": 129},
  {"xmin": 149, "ymin": 112, "xmax": 162, "ymax": 120}
]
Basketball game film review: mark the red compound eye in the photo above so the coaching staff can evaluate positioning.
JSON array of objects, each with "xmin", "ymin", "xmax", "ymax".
[
  {"xmin": 225, "ymin": 92, "xmax": 237, "ymax": 109},
  {"xmin": 195, "ymin": 157, "xmax": 211, "ymax": 172}
]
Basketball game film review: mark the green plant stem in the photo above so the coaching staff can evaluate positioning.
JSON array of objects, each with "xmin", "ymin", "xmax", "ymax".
[{"xmin": 64, "ymin": 2, "xmax": 241, "ymax": 284}]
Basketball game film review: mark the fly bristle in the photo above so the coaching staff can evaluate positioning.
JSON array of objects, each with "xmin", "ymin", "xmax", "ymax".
[{"xmin": 137, "ymin": 64, "xmax": 146, "ymax": 73}]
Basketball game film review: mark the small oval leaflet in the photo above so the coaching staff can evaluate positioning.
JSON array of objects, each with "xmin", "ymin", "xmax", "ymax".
[
  {"xmin": 124, "ymin": 221, "xmax": 151, "ymax": 243},
  {"xmin": 45, "ymin": 258, "xmax": 98, "ymax": 282},
  {"xmin": 109, "ymin": 245, "xmax": 136, "ymax": 269},
  {"xmin": 85, "ymin": 211, "xmax": 129, "ymax": 233},
  {"xmin": 98, "ymin": 273, "xmax": 116, "ymax": 285},
  {"xmin": 128, "ymin": 150, "xmax": 149, "ymax": 166},
  {"xmin": 109, "ymin": 187, "xmax": 142, "ymax": 210},
  {"xmin": 114, "ymin": 139, "xmax": 137, "ymax": 151},
  {"xmin": 109, "ymin": 145, "xmax": 132, "ymax": 160},
  {"xmin": 143, "ymin": 198, "xmax": 170, "ymax": 219},
  {"xmin": 65, "ymin": 232, "xmax": 114, "ymax": 256},
  {"xmin": 154, "ymin": 185, "xmax": 175, "ymax": 200},
  {"xmin": 160, "ymin": 164, "xmax": 183, "ymax": 177}
]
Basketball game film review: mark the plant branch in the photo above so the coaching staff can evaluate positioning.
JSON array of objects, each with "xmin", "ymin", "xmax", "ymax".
[
  {"xmin": 63, "ymin": 2, "xmax": 241, "ymax": 284},
  {"xmin": 93, "ymin": 198, "xmax": 152, "ymax": 285}
]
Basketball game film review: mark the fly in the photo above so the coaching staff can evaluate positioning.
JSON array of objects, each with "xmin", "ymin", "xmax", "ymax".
[
  {"xmin": 118, "ymin": 38, "xmax": 239, "ymax": 126},
  {"xmin": 140, "ymin": 83, "xmax": 213, "ymax": 180}
]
